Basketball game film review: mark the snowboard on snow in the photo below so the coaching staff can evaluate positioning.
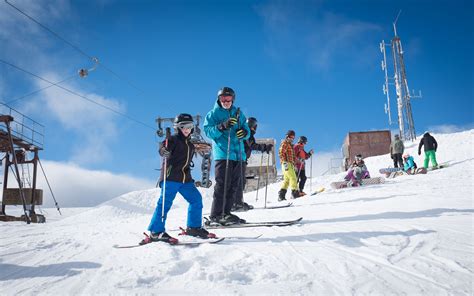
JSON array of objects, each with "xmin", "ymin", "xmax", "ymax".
[
  {"xmin": 387, "ymin": 167, "xmax": 427, "ymax": 178},
  {"xmin": 330, "ymin": 177, "xmax": 385, "ymax": 189},
  {"xmin": 204, "ymin": 217, "xmax": 303, "ymax": 229},
  {"xmin": 379, "ymin": 167, "xmax": 403, "ymax": 174},
  {"xmin": 427, "ymin": 162, "xmax": 450, "ymax": 171}
]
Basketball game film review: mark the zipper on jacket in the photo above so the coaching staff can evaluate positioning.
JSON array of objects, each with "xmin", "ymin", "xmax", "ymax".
[{"xmin": 182, "ymin": 138, "xmax": 190, "ymax": 183}]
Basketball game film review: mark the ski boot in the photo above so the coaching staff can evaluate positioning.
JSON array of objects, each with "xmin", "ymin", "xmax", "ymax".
[
  {"xmin": 183, "ymin": 227, "xmax": 216, "ymax": 239},
  {"xmin": 291, "ymin": 190, "xmax": 302, "ymax": 199},
  {"xmin": 140, "ymin": 232, "xmax": 178, "ymax": 245},
  {"xmin": 278, "ymin": 189, "xmax": 287, "ymax": 201}
]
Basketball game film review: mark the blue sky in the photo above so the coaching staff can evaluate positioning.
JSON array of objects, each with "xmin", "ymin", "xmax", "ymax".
[{"xmin": 0, "ymin": 0, "xmax": 473, "ymax": 205}]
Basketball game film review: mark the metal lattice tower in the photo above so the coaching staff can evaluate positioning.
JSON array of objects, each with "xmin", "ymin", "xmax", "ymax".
[{"xmin": 380, "ymin": 11, "xmax": 421, "ymax": 141}]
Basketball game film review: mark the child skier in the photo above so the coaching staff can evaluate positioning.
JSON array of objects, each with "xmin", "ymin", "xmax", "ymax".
[{"xmin": 145, "ymin": 113, "xmax": 212, "ymax": 243}]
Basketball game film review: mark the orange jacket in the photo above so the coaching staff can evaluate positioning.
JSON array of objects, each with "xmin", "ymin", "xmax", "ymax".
[{"xmin": 279, "ymin": 139, "xmax": 295, "ymax": 164}]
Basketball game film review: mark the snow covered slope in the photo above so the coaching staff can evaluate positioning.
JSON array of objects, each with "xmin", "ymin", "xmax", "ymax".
[{"xmin": 1, "ymin": 130, "xmax": 473, "ymax": 295}]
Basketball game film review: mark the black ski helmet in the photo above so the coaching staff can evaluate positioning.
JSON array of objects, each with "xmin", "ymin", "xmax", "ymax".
[
  {"xmin": 298, "ymin": 136, "xmax": 307, "ymax": 144},
  {"xmin": 217, "ymin": 86, "xmax": 235, "ymax": 101},
  {"xmin": 173, "ymin": 113, "xmax": 194, "ymax": 134},
  {"xmin": 247, "ymin": 117, "xmax": 258, "ymax": 130}
]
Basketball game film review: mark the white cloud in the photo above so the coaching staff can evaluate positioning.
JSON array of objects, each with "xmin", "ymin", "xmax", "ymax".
[
  {"xmin": 19, "ymin": 73, "xmax": 126, "ymax": 164},
  {"xmin": 11, "ymin": 160, "xmax": 155, "ymax": 208}
]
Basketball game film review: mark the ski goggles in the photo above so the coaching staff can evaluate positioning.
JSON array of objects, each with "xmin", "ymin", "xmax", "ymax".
[
  {"xmin": 176, "ymin": 122, "xmax": 194, "ymax": 129},
  {"xmin": 219, "ymin": 95, "xmax": 233, "ymax": 103}
]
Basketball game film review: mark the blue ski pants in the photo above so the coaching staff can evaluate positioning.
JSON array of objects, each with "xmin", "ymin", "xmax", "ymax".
[{"xmin": 148, "ymin": 181, "xmax": 203, "ymax": 233}]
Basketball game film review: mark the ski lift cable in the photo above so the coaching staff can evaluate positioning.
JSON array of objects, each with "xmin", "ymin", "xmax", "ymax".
[
  {"xmin": 0, "ymin": 58, "xmax": 156, "ymax": 131},
  {"xmin": 4, "ymin": 0, "xmax": 145, "ymax": 94},
  {"xmin": 3, "ymin": 74, "xmax": 77, "ymax": 105}
]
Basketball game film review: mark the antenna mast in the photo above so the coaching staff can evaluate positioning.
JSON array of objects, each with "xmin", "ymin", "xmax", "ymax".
[{"xmin": 379, "ymin": 10, "xmax": 422, "ymax": 141}]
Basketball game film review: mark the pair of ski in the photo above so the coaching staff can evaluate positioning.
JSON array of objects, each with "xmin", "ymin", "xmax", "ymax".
[{"xmin": 114, "ymin": 217, "xmax": 303, "ymax": 248}]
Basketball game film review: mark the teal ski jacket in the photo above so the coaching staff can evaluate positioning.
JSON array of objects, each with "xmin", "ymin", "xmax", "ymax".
[{"xmin": 204, "ymin": 101, "xmax": 250, "ymax": 161}]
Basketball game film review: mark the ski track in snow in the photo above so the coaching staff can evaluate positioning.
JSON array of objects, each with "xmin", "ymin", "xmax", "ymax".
[{"xmin": 0, "ymin": 130, "xmax": 473, "ymax": 295}]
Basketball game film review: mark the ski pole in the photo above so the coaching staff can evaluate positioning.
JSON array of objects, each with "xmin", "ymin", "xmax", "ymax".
[
  {"xmin": 222, "ymin": 108, "xmax": 239, "ymax": 216},
  {"xmin": 161, "ymin": 128, "xmax": 171, "ymax": 222},
  {"xmin": 310, "ymin": 153, "xmax": 313, "ymax": 193},
  {"xmin": 237, "ymin": 110, "xmax": 245, "ymax": 205},
  {"xmin": 264, "ymin": 151, "xmax": 270, "ymax": 208},
  {"xmin": 255, "ymin": 152, "xmax": 264, "ymax": 202}
]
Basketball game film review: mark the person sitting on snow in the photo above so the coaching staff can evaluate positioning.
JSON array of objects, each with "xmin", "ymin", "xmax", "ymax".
[
  {"xmin": 344, "ymin": 154, "xmax": 371, "ymax": 186},
  {"xmin": 402, "ymin": 153, "xmax": 418, "ymax": 174}
]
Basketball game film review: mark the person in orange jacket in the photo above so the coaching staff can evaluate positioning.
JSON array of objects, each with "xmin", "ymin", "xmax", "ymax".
[
  {"xmin": 293, "ymin": 136, "xmax": 314, "ymax": 196},
  {"xmin": 278, "ymin": 130, "xmax": 303, "ymax": 201}
]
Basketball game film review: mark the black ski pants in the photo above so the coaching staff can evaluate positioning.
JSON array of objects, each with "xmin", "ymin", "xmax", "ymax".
[
  {"xmin": 297, "ymin": 169, "xmax": 307, "ymax": 192},
  {"xmin": 210, "ymin": 160, "xmax": 243, "ymax": 218},
  {"xmin": 393, "ymin": 153, "xmax": 403, "ymax": 168},
  {"xmin": 233, "ymin": 162, "xmax": 247, "ymax": 206}
]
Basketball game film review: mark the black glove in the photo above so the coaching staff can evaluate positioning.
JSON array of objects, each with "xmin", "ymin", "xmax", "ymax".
[
  {"xmin": 390, "ymin": 154, "xmax": 394, "ymax": 159},
  {"xmin": 264, "ymin": 144, "xmax": 273, "ymax": 154},
  {"xmin": 236, "ymin": 128, "xmax": 248, "ymax": 139},
  {"xmin": 418, "ymin": 151, "xmax": 421, "ymax": 156},
  {"xmin": 218, "ymin": 117, "xmax": 238, "ymax": 131},
  {"xmin": 159, "ymin": 146, "xmax": 171, "ymax": 159}
]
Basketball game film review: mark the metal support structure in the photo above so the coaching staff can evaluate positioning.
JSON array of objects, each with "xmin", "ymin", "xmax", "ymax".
[
  {"xmin": 0, "ymin": 104, "xmax": 47, "ymax": 223},
  {"xmin": 380, "ymin": 11, "xmax": 422, "ymax": 141}
]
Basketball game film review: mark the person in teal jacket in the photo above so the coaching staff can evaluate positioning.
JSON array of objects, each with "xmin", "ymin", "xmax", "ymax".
[
  {"xmin": 402, "ymin": 153, "xmax": 417, "ymax": 174},
  {"xmin": 204, "ymin": 86, "xmax": 250, "ymax": 226}
]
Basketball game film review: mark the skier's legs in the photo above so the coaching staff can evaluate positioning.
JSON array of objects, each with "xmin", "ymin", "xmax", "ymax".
[
  {"xmin": 299, "ymin": 169, "xmax": 307, "ymax": 192},
  {"xmin": 288, "ymin": 163, "xmax": 298, "ymax": 191},
  {"xmin": 210, "ymin": 160, "xmax": 227, "ymax": 218},
  {"xmin": 225, "ymin": 161, "xmax": 241, "ymax": 214},
  {"xmin": 233, "ymin": 162, "xmax": 247, "ymax": 205},
  {"xmin": 179, "ymin": 182, "xmax": 203, "ymax": 228},
  {"xmin": 148, "ymin": 181, "xmax": 180, "ymax": 233},
  {"xmin": 281, "ymin": 165, "xmax": 290, "ymax": 190}
]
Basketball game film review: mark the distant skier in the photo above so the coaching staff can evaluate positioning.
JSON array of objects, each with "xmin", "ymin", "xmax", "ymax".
[
  {"xmin": 278, "ymin": 130, "xmax": 303, "ymax": 201},
  {"xmin": 418, "ymin": 132, "xmax": 438, "ymax": 169},
  {"xmin": 146, "ymin": 114, "xmax": 211, "ymax": 242},
  {"xmin": 232, "ymin": 117, "xmax": 273, "ymax": 212},
  {"xmin": 390, "ymin": 134, "xmax": 404, "ymax": 168},
  {"xmin": 402, "ymin": 153, "xmax": 418, "ymax": 174},
  {"xmin": 344, "ymin": 154, "xmax": 371, "ymax": 186},
  {"xmin": 293, "ymin": 136, "xmax": 313, "ymax": 196},
  {"xmin": 204, "ymin": 86, "xmax": 250, "ymax": 225}
]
